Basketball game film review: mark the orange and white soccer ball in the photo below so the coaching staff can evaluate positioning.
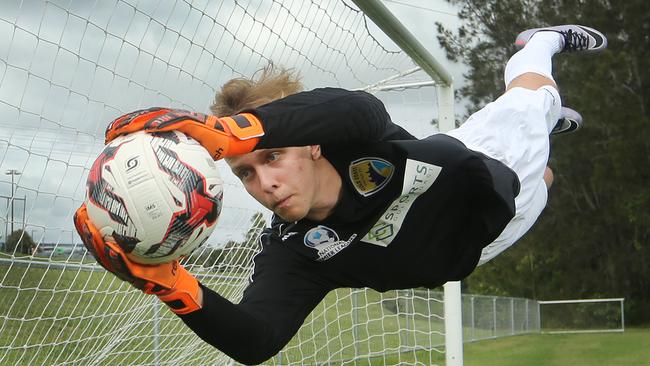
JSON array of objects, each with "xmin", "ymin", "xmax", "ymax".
[{"xmin": 85, "ymin": 130, "xmax": 223, "ymax": 264}]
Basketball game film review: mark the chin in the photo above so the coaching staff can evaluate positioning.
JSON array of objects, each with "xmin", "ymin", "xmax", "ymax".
[{"xmin": 276, "ymin": 210, "xmax": 306, "ymax": 222}]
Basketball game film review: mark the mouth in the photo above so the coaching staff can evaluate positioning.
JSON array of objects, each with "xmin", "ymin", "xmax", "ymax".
[{"xmin": 273, "ymin": 195, "xmax": 292, "ymax": 210}]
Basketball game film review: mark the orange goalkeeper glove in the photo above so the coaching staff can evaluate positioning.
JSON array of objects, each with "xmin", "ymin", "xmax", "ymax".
[
  {"xmin": 104, "ymin": 107, "xmax": 264, "ymax": 160},
  {"xmin": 74, "ymin": 204, "xmax": 202, "ymax": 315}
]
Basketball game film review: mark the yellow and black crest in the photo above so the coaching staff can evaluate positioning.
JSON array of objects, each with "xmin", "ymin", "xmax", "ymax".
[{"xmin": 348, "ymin": 157, "xmax": 394, "ymax": 197}]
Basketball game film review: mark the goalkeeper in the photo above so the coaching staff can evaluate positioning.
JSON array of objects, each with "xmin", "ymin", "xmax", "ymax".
[{"xmin": 74, "ymin": 25, "xmax": 606, "ymax": 365}]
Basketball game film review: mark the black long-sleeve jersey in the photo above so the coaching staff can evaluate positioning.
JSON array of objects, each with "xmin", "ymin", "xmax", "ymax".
[{"xmin": 180, "ymin": 88, "xmax": 520, "ymax": 365}]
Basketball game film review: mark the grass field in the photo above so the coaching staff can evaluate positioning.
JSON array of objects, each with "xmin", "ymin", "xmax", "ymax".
[
  {"xmin": 364, "ymin": 328, "xmax": 650, "ymax": 365},
  {"xmin": 2, "ymin": 261, "xmax": 647, "ymax": 365},
  {"xmin": 1, "ymin": 261, "xmax": 449, "ymax": 365},
  {"xmin": 461, "ymin": 328, "xmax": 650, "ymax": 366},
  {"xmin": 0, "ymin": 261, "xmax": 243, "ymax": 365}
]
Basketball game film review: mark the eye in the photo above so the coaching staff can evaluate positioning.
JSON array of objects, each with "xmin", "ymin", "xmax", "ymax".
[
  {"xmin": 236, "ymin": 168, "xmax": 251, "ymax": 181},
  {"xmin": 266, "ymin": 151, "xmax": 280, "ymax": 162}
]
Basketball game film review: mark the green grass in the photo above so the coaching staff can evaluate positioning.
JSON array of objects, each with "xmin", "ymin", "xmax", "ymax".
[
  {"xmin": 1, "ymin": 262, "xmax": 449, "ymax": 365},
  {"xmin": 362, "ymin": 329, "xmax": 650, "ymax": 366},
  {"xmin": 462, "ymin": 329, "xmax": 650, "ymax": 366},
  {"xmin": 0, "ymin": 262, "xmax": 161, "ymax": 365},
  {"xmin": 0, "ymin": 262, "xmax": 244, "ymax": 365},
  {"xmin": 2, "ymin": 262, "xmax": 648, "ymax": 365},
  {"xmin": 277, "ymin": 289, "xmax": 447, "ymax": 365}
]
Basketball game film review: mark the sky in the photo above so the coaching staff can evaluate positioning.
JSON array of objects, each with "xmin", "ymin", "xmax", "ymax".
[
  {"xmin": 377, "ymin": 0, "xmax": 464, "ymax": 83},
  {"xmin": 0, "ymin": 0, "xmax": 464, "ymax": 247}
]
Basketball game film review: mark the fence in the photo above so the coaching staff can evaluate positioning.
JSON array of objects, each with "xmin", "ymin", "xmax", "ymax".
[{"xmin": 462, "ymin": 293, "xmax": 540, "ymax": 342}]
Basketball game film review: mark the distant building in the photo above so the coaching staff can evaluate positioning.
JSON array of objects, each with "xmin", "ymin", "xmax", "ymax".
[{"xmin": 33, "ymin": 243, "xmax": 86, "ymax": 257}]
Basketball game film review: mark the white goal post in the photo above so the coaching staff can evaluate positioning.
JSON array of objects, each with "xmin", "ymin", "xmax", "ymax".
[
  {"xmin": 0, "ymin": 1, "xmax": 460, "ymax": 365},
  {"xmin": 349, "ymin": 2, "xmax": 461, "ymax": 365}
]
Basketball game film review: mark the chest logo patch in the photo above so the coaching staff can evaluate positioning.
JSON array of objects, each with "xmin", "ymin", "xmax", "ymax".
[
  {"xmin": 349, "ymin": 157, "xmax": 394, "ymax": 197},
  {"xmin": 304, "ymin": 225, "xmax": 356, "ymax": 261}
]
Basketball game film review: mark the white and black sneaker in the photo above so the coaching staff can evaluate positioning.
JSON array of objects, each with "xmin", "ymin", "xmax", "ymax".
[
  {"xmin": 552, "ymin": 107, "xmax": 582, "ymax": 135},
  {"xmin": 515, "ymin": 25, "xmax": 607, "ymax": 53}
]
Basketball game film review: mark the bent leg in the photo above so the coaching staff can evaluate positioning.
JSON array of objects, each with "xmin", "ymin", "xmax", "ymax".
[
  {"xmin": 543, "ymin": 167, "xmax": 554, "ymax": 189},
  {"xmin": 504, "ymin": 31, "xmax": 563, "ymax": 91},
  {"xmin": 448, "ymin": 32, "xmax": 567, "ymax": 264},
  {"xmin": 507, "ymin": 72, "xmax": 556, "ymax": 92},
  {"xmin": 470, "ymin": 26, "xmax": 606, "ymax": 264}
]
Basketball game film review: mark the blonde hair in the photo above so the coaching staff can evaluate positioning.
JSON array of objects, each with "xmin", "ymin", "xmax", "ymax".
[{"xmin": 210, "ymin": 65, "xmax": 303, "ymax": 116}]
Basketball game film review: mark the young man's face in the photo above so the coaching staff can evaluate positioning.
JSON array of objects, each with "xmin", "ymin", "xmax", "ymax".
[{"xmin": 227, "ymin": 146, "xmax": 328, "ymax": 222}]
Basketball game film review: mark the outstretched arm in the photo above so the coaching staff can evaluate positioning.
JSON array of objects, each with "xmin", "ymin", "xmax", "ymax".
[
  {"xmin": 250, "ymin": 87, "xmax": 414, "ymax": 149},
  {"xmin": 103, "ymin": 88, "xmax": 413, "ymax": 160},
  {"xmin": 180, "ymin": 234, "xmax": 329, "ymax": 364}
]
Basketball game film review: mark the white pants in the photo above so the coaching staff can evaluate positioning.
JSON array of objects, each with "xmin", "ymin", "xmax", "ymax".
[{"xmin": 444, "ymin": 86, "xmax": 562, "ymax": 265}]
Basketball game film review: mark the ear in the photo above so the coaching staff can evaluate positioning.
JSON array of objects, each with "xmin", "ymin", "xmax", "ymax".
[{"xmin": 309, "ymin": 145, "xmax": 322, "ymax": 160}]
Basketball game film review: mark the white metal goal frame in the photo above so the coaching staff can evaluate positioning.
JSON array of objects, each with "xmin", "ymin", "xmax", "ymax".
[
  {"xmin": 538, "ymin": 298, "xmax": 626, "ymax": 334},
  {"xmin": 350, "ymin": 1, "xmax": 460, "ymax": 364}
]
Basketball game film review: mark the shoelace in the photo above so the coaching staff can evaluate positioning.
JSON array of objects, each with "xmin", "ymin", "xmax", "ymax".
[{"xmin": 560, "ymin": 29, "xmax": 589, "ymax": 51}]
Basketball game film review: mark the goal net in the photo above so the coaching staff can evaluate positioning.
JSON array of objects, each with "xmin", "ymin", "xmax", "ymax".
[
  {"xmin": 0, "ymin": 1, "xmax": 452, "ymax": 365},
  {"xmin": 539, "ymin": 298, "xmax": 625, "ymax": 334}
]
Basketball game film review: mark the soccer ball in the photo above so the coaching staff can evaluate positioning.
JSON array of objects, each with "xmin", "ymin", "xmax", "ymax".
[{"xmin": 85, "ymin": 130, "xmax": 223, "ymax": 264}]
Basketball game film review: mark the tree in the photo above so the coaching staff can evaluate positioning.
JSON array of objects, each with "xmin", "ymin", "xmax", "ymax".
[
  {"xmin": 187, "ymin": 212, "xmax": 268, "ymax": 271},
  {"xmin": 186, "ymin": 246, "xmax": 225, "ymax": 268},
  {"xmin": 5, "ymin": 230, "xmax": 36, "ymax": 255},
  {"xmin": 222, "ymin": 212, "xmax": 267, "ymax": 271},
  {"xmin": 438, "ymin": 0, "xmax": 650, "ymax": 324},
  {"xmin": 243, "ymin": 212, "xmax": 267, "ymax": 245}
]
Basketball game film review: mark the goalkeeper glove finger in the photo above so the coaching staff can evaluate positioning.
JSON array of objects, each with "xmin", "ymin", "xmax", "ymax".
[
  {"xmin": 104, "ymin": 108, "xmax": 264, "ymax": 160},
  {"xmin": 74, "ymin": 204, "xmax": 202, "ymax": 315}
]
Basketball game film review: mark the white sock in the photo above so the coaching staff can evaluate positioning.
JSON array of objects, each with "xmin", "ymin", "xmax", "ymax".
[{"xmin": 504, "ymin": 31, "xmax": 563, "ymax": 88}]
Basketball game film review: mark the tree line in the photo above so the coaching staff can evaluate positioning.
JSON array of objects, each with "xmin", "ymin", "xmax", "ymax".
[
  {"xmin": 2, "ymin": 230, "xmax": 36, "ymax": 255},
  {"xmin": 436, "ymin": 0, "xmax": 650, "ymax": 324},
  {"xmin": 186, "ymin": 212, "xmax": 267, "ymax": 271}
]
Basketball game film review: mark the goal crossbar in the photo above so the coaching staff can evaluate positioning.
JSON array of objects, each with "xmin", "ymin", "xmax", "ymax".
[{"xmin": 538, "ymin": 298, "xmax": 626, "ymax": 305}]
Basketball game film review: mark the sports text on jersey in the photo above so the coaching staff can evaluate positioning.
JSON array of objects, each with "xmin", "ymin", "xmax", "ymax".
[{"xmin": 362, "ymin": 159, "xmax": 442, "ymax": 246}]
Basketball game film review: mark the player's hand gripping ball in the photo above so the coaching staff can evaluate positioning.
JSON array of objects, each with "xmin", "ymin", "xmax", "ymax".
[
  {"xmin": 84, "ymin": 130, "xmax": 223, "ymax": 264},
  {"xmin": 104, "ymin": 107, "xmax": 264, "ymax": 160}
]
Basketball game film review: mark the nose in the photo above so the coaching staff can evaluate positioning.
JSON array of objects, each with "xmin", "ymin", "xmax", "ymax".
[{"xmin": 257, "ymin": 167, "xmax": 279, "ymax": 193}]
